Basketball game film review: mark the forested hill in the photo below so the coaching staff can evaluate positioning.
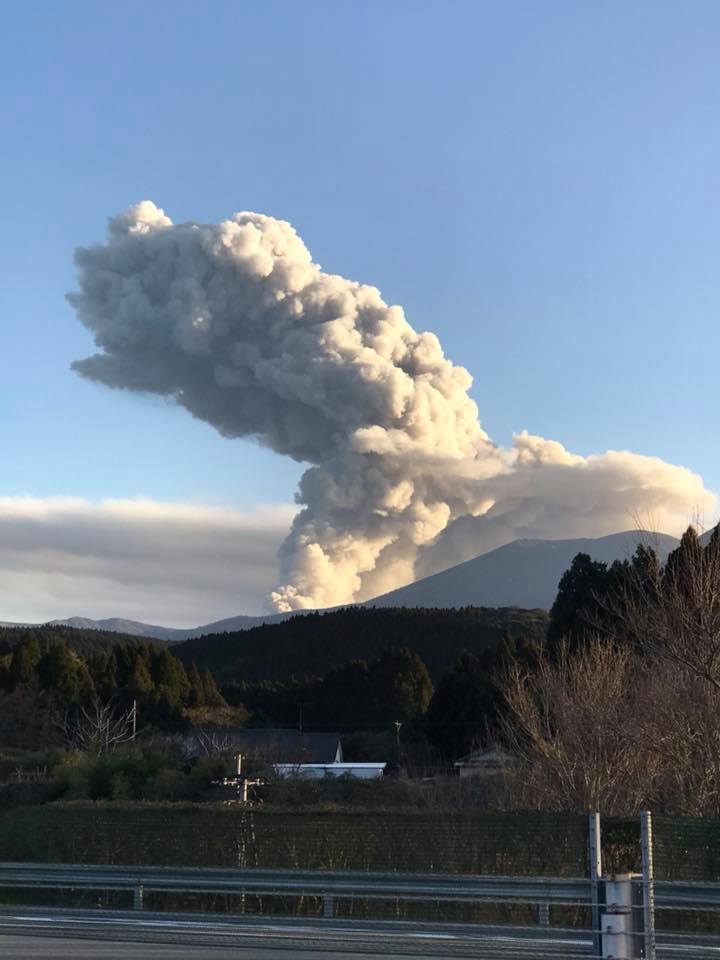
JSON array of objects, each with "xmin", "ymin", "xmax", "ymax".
[
  {"xmin": 173, "ymin": 606, "xmax": 548, "ymax": 684},
  {"xmin": 0, "ymin": 623, "xmax": 163, "ymax": 659}
]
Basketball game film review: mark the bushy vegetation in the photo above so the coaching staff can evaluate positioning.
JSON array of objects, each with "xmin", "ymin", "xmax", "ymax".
[
  {"xmin": 48, "ymin": 746, "xmax": 229, "ymax": 802},
  {"xmin": 0, "ymin": 742, "xmax": 233, "ymax": 806},
  {"xmin": 5, "ymin": 527, "xmax": 720, "ymax": 820},
  {"xmin": 499, "ymin": 525, "xmax": 720, "ymax": 817},
  {"xmin": 0, "ymin": 626, "xmax": 229, "ymax": 749}
]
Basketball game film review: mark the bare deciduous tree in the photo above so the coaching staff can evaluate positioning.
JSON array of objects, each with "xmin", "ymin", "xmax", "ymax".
[
  {"xmin": 64, "ymin": 698, "xmax": 136, "ymax": 756},
  {"xmin": 497, "ymin": 640, "xmax": 656, "ymax": 813},
  {"xmin": 192, "ymin": 729, "xmax": 232, "ymax": 758},
  {"xmin": 497, "ymin": 529, "xmax": 720, "ymax": 817}
]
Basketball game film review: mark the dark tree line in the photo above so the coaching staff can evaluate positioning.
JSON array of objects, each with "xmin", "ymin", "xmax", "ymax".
[
  {"xmin": 546, "ymin": 527, "xmax": 718, "ymax": 655},
  {"xmin": 0, "ymin": 627, "xmax": 225, "ymax": 745},
  {"xmin": 222, "ymin": 647, "xmax": 433, "ymax": 730},
  {"xmin": 219, "ymin": 635, "xmax": 542, "ymax": 764},
  {"xmin": 174, "ymin": 605, "xmax": 547, "ymax": 685},
  {"xmin": 498, "ymin": 524, "xmax": 720, "ymax": 816}
]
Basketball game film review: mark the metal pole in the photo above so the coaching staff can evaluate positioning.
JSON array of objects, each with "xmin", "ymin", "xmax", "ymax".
[
  {"xmin": 640, "ymin": 810, "xmax": 656, "ymax": 960},
  {"xmin": 588, "ymin": 812, "xmax": 603, "ymax": 957}
]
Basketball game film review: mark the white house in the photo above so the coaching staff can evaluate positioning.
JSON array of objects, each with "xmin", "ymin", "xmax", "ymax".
[{"xmin": 273, "ymin": 762, "xmax": 386, "ymax": 780}]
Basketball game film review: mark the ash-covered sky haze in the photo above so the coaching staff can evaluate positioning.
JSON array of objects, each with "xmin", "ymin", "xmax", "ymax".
[{"xmin": 2, "ymin": 1, "xmax": 720, "ymax": 624}]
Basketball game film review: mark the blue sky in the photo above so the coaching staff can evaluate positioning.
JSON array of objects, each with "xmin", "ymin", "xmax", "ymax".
[{"xmin": 1, "ymin": 1, "xmax": 719, "ymax": 622}]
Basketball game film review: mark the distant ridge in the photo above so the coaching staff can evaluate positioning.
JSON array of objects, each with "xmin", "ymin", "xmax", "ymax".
[
  {"xmin": 365, "ymin": 530, "xmax": 680, "ymax": 612},
  {"xmin": 0, "ymin": 529, "xmax": 694, "ymax": 641},
  {"xmin": 0, "ymin": 611, "xmax": 295, "ymax": 643}
]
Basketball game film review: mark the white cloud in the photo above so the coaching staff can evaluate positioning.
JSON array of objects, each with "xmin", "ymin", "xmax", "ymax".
[{"xmin": 0, "ymin": 497, "xmax": 295, "ymax": 626}]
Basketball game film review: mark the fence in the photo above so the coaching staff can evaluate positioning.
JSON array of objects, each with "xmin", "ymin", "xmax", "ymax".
[{"xmin": 0, "ymin": 805, "xmax": 719, "ymax": 957}]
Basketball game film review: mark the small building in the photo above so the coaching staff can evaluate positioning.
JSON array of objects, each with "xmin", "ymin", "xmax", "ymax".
[
  {"xmin": 273, "ymin": 762, "xmax": 386, "ymax": 781},
  {"xmin": 454, "ymin": 748, "xmax": 516, "ymax": 779}
]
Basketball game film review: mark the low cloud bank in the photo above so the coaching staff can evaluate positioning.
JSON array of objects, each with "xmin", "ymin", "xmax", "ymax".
[{"xmin": 0, "ymin": 497, "xmax": 294, "ymax": 626}]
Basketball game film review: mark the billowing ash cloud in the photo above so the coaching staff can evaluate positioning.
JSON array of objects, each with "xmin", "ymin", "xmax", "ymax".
[{"xmin": 69, "ymin": 202, "xmax": 716, "ymax": 611}]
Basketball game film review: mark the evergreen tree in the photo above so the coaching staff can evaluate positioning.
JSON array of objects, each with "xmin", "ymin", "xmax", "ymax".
[
  {"xmin": 91, "ymin": 653, "xmax": 119, "ymax": 700},
  {"xmin": 152, "ymin": 648, "xmax": 190, "ymax": 709},
  {"xmin": 9, "ymin": 633, "xmax": 41, "ymax": 687},
  {"xmin": 317, "ymin": 660, "xmax": 371, "ymax": 727},
  {"xmin": 664, "ymin": 525, "xmax": 703, "ymax": 597},
  {"xmin": 187, "ymin": 662, "xmax": 205, "ymax": 708},
  {"xmin": 368, "ymin": 647, "xmax": 433, "ymax": 721},
  {"xmin": 113, "ymin": 644, "xmax": 140, "ymax": 689},
  {"xmin": 127, "ymin": 655, "xmax": 154, "ymax": 701},
  {"xmin": 547, "ymin": 553, "xmax": 608, "ymax": 653},
  {"xmin": 37, "ymin": 642, "xmax": 94, "ymax": 705},
  {"xmin": 424, "ymin": 652, "xmax": 495, "ymax": 760},
  {"xmin": 201, "ymin": 667, "xmax": 225, "ymax": 707}
]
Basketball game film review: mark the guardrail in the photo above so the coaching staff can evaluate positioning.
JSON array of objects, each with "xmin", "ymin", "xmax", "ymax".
[{"xmin": 1, "ymin": 862, "xmax": 719, "ymax": 917}]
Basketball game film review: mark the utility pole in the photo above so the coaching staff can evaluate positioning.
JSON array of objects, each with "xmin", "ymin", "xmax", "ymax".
[{"xmin": 393, "ymin": 721, "xmax": 402, "ymax": 763}]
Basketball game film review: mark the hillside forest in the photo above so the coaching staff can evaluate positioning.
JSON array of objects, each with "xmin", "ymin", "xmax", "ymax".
[{"xmin": 0, "ymin": 525, "xmax": 719, "ymax": 817}]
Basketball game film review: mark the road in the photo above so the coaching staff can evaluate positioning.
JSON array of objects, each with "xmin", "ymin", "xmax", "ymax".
[
  {"xmin": 0, "ymin": 907, "xmax": 595, "ymax": 958},
  {"xmin": 0, "ymin": 937, "xmax": 594, "ymax": 960},
  {"xmin": 0, "ymin": 908, "xmax": 717, "ymax": 958}
]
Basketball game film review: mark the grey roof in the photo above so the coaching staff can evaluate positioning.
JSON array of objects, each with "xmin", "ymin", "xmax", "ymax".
[{"xmin": 189, "ymin": 729, "xmax": 342, "ymax": 764}]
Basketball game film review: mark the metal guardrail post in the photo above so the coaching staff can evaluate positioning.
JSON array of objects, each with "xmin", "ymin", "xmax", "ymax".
[
  {"xmin": 323, "ymin": 893, "xmax": 334, "ymax": 918},
  {"xmin": 602, "ymin": 874, "xmax": 639, "ymax": 959},
  {"xmin": 537, "ymin": 901, "xmax": 550, "ymax": 926},
  {"xmin": 589, "ymin": 811, "xmax": 603, "ymax": 957},
  {"xmin": 133, "ymin": 884, "xmax": 144, "ymax": 911},
  {"xmin": 640, "ymin": 810, "xmax": 656, "ymax": 960}
]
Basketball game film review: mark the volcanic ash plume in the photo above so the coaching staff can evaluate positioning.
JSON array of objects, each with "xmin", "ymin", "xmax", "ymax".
[{"xmin": 69, "ymin": 202, "xmax": 715, "ymax": 610}]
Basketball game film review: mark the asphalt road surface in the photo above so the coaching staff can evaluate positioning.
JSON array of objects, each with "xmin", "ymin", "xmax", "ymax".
[
  {"xmin": 0, "ymin": 908, "xmax": 595, "ymax": 959},
  {"xmin": 0, "ymin": 933, "xmax": 594, "ymax": 960},
  {"xmin": 0, "ymin": 908, "xmax": 717, "ymax": 959}
]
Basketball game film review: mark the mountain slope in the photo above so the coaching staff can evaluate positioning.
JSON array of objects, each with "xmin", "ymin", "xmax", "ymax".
[
  {"xmin": 1, "ymin": 528, "xmax": 693, "ymax": 639},
  {"xmin": 1, "ymin": 611, "xmax": 295, "ymax": 642},
  {"xmin": 365, "ymin": 530, "xmax": 680, "ymax": 611}
]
